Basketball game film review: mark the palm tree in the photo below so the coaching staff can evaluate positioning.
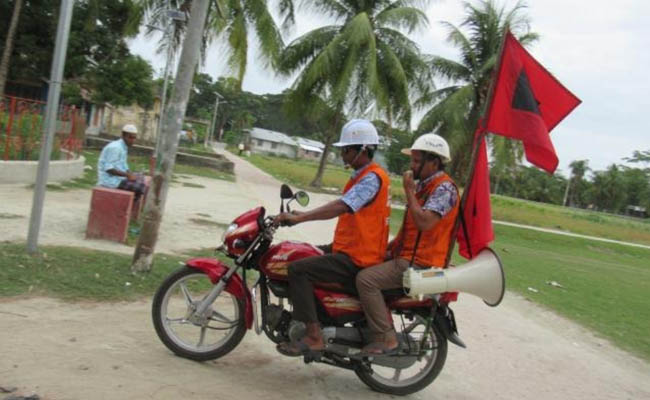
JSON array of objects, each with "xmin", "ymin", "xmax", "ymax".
[
  {"xmin": 130, "ymin": 0, "xmax": 291, "ymax": 88},
  {"xmin": 0, "ymin": 0, "xmax": 24, "ymax": 97},
  {"xmin": 588, "ymin": 164, "xmax": 625, "ymax": 213},
  {"xmin": 417, "ymin": 0, "xmax": 537, "ymax": 180},
  {"xmin": 563, "ymin": 159, "xmax": 589, "ymax": 206},
  {"xmin": 279, "ymin": 0, "xmax": 432, "ymax": 187}
]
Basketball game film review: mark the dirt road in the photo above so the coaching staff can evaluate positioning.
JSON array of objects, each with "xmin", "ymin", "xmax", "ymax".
[{"xmin": 1, "ymin": 149, "xmax": 649, "ymax": 399}]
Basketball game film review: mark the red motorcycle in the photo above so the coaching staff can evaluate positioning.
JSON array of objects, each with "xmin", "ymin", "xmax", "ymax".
[{"xmin": 152, "ymin": 185, "xmax": 502, "ymax": 395}]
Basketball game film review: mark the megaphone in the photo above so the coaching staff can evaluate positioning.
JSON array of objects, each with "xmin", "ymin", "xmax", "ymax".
[{"xmin": 403, "ymin": 248, "xmax": 505, "ymax": 307}]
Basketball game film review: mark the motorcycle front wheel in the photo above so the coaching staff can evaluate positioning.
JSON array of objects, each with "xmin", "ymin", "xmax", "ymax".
[
  {"xmin": 152, "ymin": 266, "xmax": 247, "ymax": 361},
  {"xmin": 354, "ymin": 315, "xmax": 447, "ymax": 396}
]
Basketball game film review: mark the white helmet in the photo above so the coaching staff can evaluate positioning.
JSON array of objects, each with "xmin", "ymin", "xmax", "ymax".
[
  {"xmin": 332, "ymin": 119, "xmax": 379, "ymax": 147},
  {"xmin": 401, "ymin": 133, "xmax": 451, "ymax": 163},
  {"xmin": 122, "ymin": 124, "xmax": 138, "ymax": 134}
]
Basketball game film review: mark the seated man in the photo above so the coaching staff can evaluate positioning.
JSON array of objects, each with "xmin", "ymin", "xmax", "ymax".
[
  {"xmin": 273, "ymin": 119, "xmax": 391, "ymax": 356},
  {"xmin": 355, "ymin": 133, "xmax": 459, "ymax": 355},
  {"xmin": 97, "ymin": 124, "xmax": 147, "ymax": 201}
]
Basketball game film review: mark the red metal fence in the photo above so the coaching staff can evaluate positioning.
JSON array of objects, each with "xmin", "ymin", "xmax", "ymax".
[{"xmin": 0, "ymin": 95, "xmax": 85, "ymax": 161}]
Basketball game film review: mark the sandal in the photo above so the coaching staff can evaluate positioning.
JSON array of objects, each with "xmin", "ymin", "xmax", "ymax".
[
  {"xmin": 359, "ymin": 341, "xmax": 400, "ymax": 356},
  {"xmin": 276, "ymin": 339, "xmax": 324, "ymax": 357}
]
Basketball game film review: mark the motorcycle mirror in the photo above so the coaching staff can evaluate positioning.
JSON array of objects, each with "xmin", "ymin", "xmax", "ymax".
[
  {"xmin": 294, "ymin": 191, "xmax": 309, "ymax": 207},
  {"xmin": 280, "ymin": 184, "xmax": 294, "ymax": 199}
]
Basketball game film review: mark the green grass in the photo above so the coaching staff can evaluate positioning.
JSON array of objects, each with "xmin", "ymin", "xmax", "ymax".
[
  {"xmin": 390, "ymin": 208, "xmax": 404, "ymax": 236},
  {"xmin": 182, "ymin": 182, "xmax": 206, "ymax": 188},
  {"xmin": 491, "ymin": 195, "xmax": 650, "ymax": 246},
  {"xmin": 0, "ymin": 242, "xmax": 233, "ymax": 301},
  {"xmin": 479, "ymin": 224, "xmax": 650, "ymax": 361}
]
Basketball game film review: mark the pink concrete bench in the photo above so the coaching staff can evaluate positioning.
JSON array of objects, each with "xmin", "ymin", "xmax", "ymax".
[{"xmin": 86, "ymin": 187, "xmax": 134, "ymax": 243}]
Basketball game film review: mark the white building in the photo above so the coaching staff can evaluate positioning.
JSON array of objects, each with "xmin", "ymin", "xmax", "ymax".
[
  {"xmin": 295, "ymin": 137, "xmax": 324, "ymax": 160},
  {"xmin": 247, "ymin": 127, "xmax": 298, "ymax": 157}
]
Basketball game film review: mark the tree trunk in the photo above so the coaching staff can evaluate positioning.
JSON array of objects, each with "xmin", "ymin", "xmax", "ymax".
[
  {"xmin": 562, "ymin": 175, "xmax": 572, "ymax": 207},
  {"xmin": 310, "ymin": 111, "xmax": 342, "ymax": 188},
  {"xmin": 131, "ymin": 0, "xmax": 211, "ymax": 273},
  {"xmin": 310, "ymin": 132, "xmax": 334, "ymax": 188},
  {"xmin": 0, "ymin": 0, "xmax": 24, "ymax": 97}
]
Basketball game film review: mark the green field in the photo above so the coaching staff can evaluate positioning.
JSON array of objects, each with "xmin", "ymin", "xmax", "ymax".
[
  {"xmin": 487, "ymin": 224, "xmax": 650, "ymax": 360},
  {"xmin": 492, "ymin": 195, "xmax": 650, "ymax": 246}
]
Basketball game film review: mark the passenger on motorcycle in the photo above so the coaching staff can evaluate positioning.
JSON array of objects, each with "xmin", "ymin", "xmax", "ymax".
[
  {"xmin": 273, "ymin": 119, "xmax": 391, "ymax": 356},
  {"xmin": 355, "ymin": 133, "xmax": 459, "ymax": 355}
]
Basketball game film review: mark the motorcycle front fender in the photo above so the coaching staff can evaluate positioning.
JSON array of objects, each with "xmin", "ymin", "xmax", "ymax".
[{"xmin": 185, "ymin": 257, "xmax": 253, "ymax": 329}]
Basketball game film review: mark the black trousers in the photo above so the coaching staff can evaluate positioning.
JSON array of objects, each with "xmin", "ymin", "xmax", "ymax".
[{"xmin": 288, "ymin": 251, "xmax": 359, "ymax": 323}]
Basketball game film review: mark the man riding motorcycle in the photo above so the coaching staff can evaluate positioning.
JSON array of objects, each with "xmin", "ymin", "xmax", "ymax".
[
  {"xmin": 355, "ymin": 133, "xmax": 459, "ymax": 355},
  {"xmin": 273, "ymin": 119, "xmax": 391, "ymax": 356}
]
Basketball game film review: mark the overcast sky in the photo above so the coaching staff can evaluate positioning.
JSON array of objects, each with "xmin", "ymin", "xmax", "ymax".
[{"xmin": 128, "ymin": 0, "xmax": 650, "ymax": 176}]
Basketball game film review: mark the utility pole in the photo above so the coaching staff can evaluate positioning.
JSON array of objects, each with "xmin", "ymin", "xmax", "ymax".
[
  {"xmin": 26, "ymin": 0, "xmax": 74, "ymax": 254},
  {"xmin": 206, "ymin": 91, "xmax": 222, "ymax": 147},
  {"xmin": 132, "ymin": 0, "xmax": 211, "ymax": 272}
]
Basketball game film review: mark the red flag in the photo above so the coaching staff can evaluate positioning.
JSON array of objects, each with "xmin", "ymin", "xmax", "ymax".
[
  {"xmin": 485, "ymin": 32, "xmax": 581, "ymax": 173},
  {"xmin": 457, "ymin": 130, "xmax": 494, "ymax": 259}
]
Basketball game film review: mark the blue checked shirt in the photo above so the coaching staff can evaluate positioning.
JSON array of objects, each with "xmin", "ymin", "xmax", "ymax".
[
  {"xmin": 97, "ymin": 139, "xmax": 129, "ymax": 188},
  {"xmin": 341, "ymin": 164, "xmax": 381, "ymax": 213},
  {"xmin": 418, "ymin": 171, "xmax": 458, "ymax": 217}
]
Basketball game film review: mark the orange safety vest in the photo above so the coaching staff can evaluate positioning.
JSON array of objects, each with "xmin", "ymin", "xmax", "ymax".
[
  {"xmin": 332, "ymin": 163, "xmax": 391, "ymax": 268},
  {"xmin": 395, "ymin": 172, "xmax": 459, "ymax": 268}
]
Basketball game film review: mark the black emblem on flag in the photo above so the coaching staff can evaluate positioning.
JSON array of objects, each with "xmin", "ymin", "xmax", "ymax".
[{"xmin": 512, "ymin": 70, "xmax": 540, "ymax": 114}]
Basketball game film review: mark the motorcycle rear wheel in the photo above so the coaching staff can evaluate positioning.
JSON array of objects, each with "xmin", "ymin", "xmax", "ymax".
[
  {"xmin": 152, "ymin": 266, "xmax": 247, "ymax": 361},
  {"xmin": 354, "ymin": 316, "xmax": 447, "ymax": 396}
]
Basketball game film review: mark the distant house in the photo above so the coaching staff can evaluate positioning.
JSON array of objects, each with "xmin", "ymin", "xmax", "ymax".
[
  {"xmin": 625, "ymin": 205, "xmax": 648, "ymax": 218},
  {"xmin": 104, "ymin": 96, "xmax": 161, "ymax": 143},
  {"xmin": 295, "ymin": 137, "xmax": 325, "ymax": 160},
  {"xmin": 247, "ymin": 127, "xmax": 298, "ymax": 157}
]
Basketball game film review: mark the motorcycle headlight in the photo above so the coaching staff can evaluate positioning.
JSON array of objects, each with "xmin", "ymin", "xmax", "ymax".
[{"xmin": 221, "ymin": 223, "xmax": 238, "ymax": 243}]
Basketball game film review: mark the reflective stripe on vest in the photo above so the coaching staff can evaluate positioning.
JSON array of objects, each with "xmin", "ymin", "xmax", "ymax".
[
  {"xmin": 332, "ymin": 163, "xmax": 391, "ymax": 268},
  {"xmin": 396, "ymin": 172, "xmax": 459, "ymax": 268}
]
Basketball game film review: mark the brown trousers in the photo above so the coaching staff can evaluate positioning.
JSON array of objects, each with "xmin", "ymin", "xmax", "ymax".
[{"xmin": 355, "ymin": 258, "xmax": 413, "ymax": 336}]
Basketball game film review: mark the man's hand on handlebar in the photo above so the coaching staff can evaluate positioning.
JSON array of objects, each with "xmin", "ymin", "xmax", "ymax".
[{"xmin": 273, "ymin": 211, "xmax": 302, "ymax": 227}]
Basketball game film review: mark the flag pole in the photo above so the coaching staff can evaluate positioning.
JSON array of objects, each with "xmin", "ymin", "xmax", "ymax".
[{"xmin": 443, "ymin": 27, "xmax": 510, "ymax": 266}]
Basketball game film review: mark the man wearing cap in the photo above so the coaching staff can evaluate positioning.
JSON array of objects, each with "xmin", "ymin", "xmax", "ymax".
[
  {"xmin": 273, "ymin": 119, "xmax": 391, "ymax": 357},
  {"xmin": 355, "ymin": 133, "xmax": 459, "ymax": 355},
  {"xmin": 97, "ymin": 124, "xmax": 147, "ymax": 200}
]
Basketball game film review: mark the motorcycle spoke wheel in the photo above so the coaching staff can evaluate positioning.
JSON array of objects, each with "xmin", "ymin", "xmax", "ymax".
[
  {"xmin": 354, "ymin": 315, "xmax": 447, "ymax": 396},
  {"xmin": 152, "ymin": 267, "xmax": 247, "ymax": 361}
]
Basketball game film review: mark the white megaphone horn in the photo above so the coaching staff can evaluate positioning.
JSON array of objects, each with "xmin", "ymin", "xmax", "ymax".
[{"xmin": 403, "ymin": 248, "xmax": 505, "ymax": 307}]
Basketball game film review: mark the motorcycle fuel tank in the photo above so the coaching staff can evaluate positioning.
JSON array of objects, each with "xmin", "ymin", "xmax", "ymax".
[{"xmin": 259, "ymin": 241, "xmax": 323, "ymax": 281}]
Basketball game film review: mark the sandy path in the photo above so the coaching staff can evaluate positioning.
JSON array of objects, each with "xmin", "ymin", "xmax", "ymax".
[{"xmin": 1, "ymin": 148, "xmax": 649, "ymax": 399}]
